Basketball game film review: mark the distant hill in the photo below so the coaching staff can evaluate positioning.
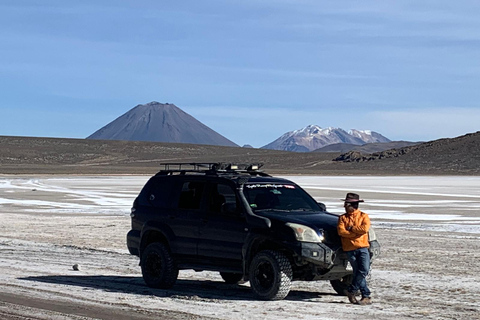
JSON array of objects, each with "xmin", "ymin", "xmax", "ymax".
[
  {"xmin": 261, "ymin": 125, "xmax": 390, "ymax": 152},
  {"xmin": 87, "ymin": 102, "xmax": 238, "ymax": 147},
  {"xmin": 333, "ymin": 131, "xmax": 480, "ymax": 174},
  {"xmin": 0, "ymin": 135, "xmax": 338, "ymax": 175},
  {"xmin": 315, "ymin": 141, "xmax": 420, "ymax": 153},
  {"xmin": 0, "ymin": 132, "xmax": 479, "ymax": 175}
]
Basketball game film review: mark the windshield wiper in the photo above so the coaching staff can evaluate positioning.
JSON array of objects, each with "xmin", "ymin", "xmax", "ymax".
[{"xmin": 254, "ymin": 208, "xmax": 291, "ymax": 212}]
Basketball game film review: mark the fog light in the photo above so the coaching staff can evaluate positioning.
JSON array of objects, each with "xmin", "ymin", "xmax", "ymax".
[{"xmin": 312, "ymin": 251, "xmax": 319, "ymax": 257}]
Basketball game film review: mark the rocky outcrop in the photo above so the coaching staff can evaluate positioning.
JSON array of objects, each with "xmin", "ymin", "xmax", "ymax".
[{"xmin": 334, "ymin": 147, "xmax": 415, "ymax": 162}]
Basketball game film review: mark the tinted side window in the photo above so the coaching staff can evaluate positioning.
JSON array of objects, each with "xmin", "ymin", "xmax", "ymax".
[
  {"xmin": 209, "ymin": 183, "xmax": 240, "ymax": 215},
  {"xmin": 137, "ymin": 177, "xmax": 173, "ymax": 208},
  {"xmin": 177, "ymin": 181, "xmax": 205, "ymax": 210}
]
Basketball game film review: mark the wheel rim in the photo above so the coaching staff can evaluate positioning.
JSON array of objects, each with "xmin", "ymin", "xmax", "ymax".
[
  {"xmin": 146, "ymin": 252, "xmax": 162, "ymax": 278},
  {"xmin": 254, "ymin": 260, "xmax": 275, "ymax": 290}
]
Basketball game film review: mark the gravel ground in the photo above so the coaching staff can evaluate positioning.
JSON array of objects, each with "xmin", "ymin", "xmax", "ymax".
[{"xmin": 0, "ymin": 176, "xmax": 479, "ymax": 320}]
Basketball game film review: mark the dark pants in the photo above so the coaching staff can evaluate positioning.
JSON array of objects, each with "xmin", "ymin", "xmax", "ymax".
[{"xmin": 347, "ymin": 247, "xmax": 371, "ymax": 298}]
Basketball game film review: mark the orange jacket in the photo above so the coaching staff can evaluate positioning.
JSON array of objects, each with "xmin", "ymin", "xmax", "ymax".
[{"xmin": 337, "ymin": 209, "xmax": 371, "ymax": 252}]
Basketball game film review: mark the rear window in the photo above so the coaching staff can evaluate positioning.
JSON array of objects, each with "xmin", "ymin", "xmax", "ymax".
[{"xmin": 137, "ymin": 177, "xmax": 174, "ymax": 208}]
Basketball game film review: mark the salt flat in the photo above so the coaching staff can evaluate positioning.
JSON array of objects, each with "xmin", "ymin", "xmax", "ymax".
[
  {"xmin": 0, "ymin": 176, "xmax": 479, "ymax": 320},
  {"xmin": 290, "ymin": 176, "xmax": 480, "ymax": 234}
]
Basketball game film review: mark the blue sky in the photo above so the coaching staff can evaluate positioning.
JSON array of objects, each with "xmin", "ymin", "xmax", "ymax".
[{"xmin": 1, "ymin": 1, "xmax": 480, "ymax": 147}]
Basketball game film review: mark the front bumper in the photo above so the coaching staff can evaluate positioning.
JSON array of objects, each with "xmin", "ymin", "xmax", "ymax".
[
  {"xmin": 294, "ymin": 242, "xmax": 352, "ymax": 281},
  {"xmin": 299, "ymin": 242, "xmax": 336, "ymax": 268}
]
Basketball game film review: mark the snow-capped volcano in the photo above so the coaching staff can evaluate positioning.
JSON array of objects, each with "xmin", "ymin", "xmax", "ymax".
[
  {"xmin": 261, "ymin": 125, "xmax": 390, "ymax": 152},
  {"xmin": 349, "ymin": 129, "xmax": 390, "ymax": 144}
]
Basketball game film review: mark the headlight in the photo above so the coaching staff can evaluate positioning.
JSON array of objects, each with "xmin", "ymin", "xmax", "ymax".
[{"xmin": 286, "ymin": 223, "xmax": 324, "ymax": 243}]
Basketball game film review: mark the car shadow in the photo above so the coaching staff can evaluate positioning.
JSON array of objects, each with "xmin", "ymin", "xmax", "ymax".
[{"xmin": 19, "ymin": 275, "xmax": 338, "ymax": 302}]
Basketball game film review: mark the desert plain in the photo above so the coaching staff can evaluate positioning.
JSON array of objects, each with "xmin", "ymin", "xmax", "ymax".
[{"xmin": 0, "ymin": 175, "xmax": 479, "ymax": 320}]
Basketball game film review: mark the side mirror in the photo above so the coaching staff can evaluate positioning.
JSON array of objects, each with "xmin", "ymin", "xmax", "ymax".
[{"xmin": 317, "ymin": 202, "xmax": 327, "ymax": 211}]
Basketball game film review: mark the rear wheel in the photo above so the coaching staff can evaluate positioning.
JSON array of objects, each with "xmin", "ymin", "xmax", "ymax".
[
  {"xmin": 141, "ymin": 242, "xmax": 178, "ymax": 289},
  {"xmin": 330, "ymin": 274, "xmax": 353, "ymax": 296},
  {"xmin": 249, "ymin": 250, "xmax": 292, "ymax": 300},
  {"xmin": 220, "ymin": 272, "xmax": 244, "ymax": 284}
]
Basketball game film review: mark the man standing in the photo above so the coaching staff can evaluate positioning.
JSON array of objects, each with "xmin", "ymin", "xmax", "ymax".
[{"xmin": 337, "ymin": 193, "xmax": 372, "ymax": 305}]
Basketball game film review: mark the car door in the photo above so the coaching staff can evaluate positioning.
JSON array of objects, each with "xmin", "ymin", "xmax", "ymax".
[
  {"xmin": 197, "ymin": 181, "xmax": 249, "ymax": 265},
  {"xmin": 167, "ymin": 178, "xmax": 207, "ymax": 257}
]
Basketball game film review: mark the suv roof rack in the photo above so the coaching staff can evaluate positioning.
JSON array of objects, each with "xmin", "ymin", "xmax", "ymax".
[{"xmin": 155, "ymin": 163, "xmax": 270, "ymax": 177}]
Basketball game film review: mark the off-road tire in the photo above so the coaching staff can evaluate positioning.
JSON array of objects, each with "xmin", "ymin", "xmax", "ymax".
[
  {"xmin": 220, "ymin": 272, "xmax": 244, "ymax": 284},
  {"xmin": 141, "ymin": 242, "xmax": 178, "ymax": 289},
  {"xmin": 330, "ymin": 274, "xmax": 353, "ymax": 296},
  {"xmin": 249, "ymin": 250, "xmax": 292, "ymax": 300}
]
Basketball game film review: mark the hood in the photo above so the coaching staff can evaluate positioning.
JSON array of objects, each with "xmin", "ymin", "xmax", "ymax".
[{"xmin": 257, "ymin": 210, "xmax": 339, "ymax": 230}]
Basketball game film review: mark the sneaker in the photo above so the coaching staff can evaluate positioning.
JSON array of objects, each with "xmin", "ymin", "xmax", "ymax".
[
  {"xmin": 347, "ymin": 291, "xmax": 358, "ymax": 304},
  {"xmin": 358, "ymin": 297, "xmax": 372, "ymax": 305}
]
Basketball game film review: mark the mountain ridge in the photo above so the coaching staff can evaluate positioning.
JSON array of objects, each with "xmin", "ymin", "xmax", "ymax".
[{"xmin": 332, "ymin": 131, "xmax": 480, "ymax": 174}]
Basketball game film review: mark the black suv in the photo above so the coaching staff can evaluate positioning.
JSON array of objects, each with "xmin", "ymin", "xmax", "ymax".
[{"xmin": 127, "ymin": 163, "xmax": 380, "ymax": 300}]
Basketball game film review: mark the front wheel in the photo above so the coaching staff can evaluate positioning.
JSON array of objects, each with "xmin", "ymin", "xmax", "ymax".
[
  {"xmin": 249, "ymin": 250, "xmax": 292, "ymax": 300},
  {"xmin": 330, "ymin": 274, "xmax": 353, "ymax": 296},
  {"xmin": 141, "ymin": 242, "xmax": 178, "ymax": 289}
]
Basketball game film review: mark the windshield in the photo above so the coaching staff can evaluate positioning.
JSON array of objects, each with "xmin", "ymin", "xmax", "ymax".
[{"xmin": 243, "ymin": 183, "xmax": 321, "ymax": 213}]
